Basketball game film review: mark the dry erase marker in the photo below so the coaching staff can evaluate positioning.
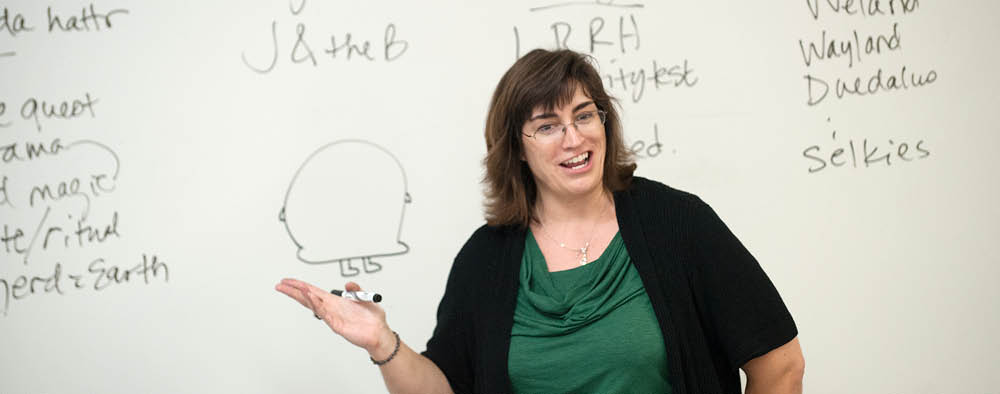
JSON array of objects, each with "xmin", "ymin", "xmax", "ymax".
[{"xmin": 331, "ymin": 289, "xmax": 383, "ymax": 303}]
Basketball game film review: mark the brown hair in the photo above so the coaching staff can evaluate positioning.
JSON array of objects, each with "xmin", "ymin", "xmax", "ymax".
[{"xmin": 482, "ymin": 49, "xmax": 636, "ymax": 228}]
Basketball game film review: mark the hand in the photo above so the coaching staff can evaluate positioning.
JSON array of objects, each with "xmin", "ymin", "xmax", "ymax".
[{"xmin": 275, "ymin": 278, "xmax": 392, "ymax": 354}]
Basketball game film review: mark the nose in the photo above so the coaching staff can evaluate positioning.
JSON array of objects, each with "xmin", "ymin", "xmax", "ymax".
[{"xmin": 560, "ymin": 123, "xmax": 584, "ymax": 149}]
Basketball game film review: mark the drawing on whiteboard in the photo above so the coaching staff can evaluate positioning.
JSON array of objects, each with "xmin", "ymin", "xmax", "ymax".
[
  {"xmin": 241, "ymin": 0, "xmax": 409, "ymax": 74},
  {"xmin": 279, "ymin": 139, "xmax": 411, "ymax": 277},
  {"xmin": 529, "ymin": 0, "xmax": 645, "ymax": 12}
]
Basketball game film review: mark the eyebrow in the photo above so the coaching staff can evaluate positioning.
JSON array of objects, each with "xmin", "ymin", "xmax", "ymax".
[{"xmin": 527, "ymin": 101, "xmax": 596, "ymax": 122}]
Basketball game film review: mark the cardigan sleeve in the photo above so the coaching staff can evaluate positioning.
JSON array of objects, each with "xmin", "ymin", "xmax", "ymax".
[
  {"xmin": 421, "ymin": 250, "xmax": 477, "ymax": 393},
  {"xmin": 687, "ymin": 198, "xmax": 798, "ymax": 370}
]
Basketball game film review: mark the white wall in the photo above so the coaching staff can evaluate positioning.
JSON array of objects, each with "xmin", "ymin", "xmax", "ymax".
[{"xmin": 2, "ymin": 0, "xmax": 998, "ymax": 393}]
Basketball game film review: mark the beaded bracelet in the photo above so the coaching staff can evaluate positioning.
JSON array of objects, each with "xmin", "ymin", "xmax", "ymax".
[{"xmin": 370, "ymin": 331, "xmax": 400, "ymax": 366}]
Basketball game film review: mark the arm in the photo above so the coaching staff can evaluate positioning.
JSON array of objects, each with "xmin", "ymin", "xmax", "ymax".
[
  {"xmin": 742, "ymin": 337, "xmax": 805, "ymax": 394},
  {"xmin": 685, "ymin": 198, "xmax": 801, "ymax": 391},
  {"xmin": 368, "ymin": 326, "xmax": 454, "ymax": 394},
  {"xmin": 276, "ymin": 279, "xmax": 453, "ymax": 394}
]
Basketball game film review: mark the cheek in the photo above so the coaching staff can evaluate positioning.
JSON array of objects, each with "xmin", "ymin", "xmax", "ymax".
[
  {"xmin": 521, "ymin": 146, "xmax": 545, "ymax": 171},
  {"xmin": 595, "ymin": 136, "xmax": 608, "ymax": 156},
  {"xmin": 519, "ymin": 137, "xmax": 532, "ymax": 162}
]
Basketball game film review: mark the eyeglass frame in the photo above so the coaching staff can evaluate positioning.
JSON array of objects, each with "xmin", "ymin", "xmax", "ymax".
[{"xmin": 521, "ymin": 109, "xmax": 608, "ymax": 140}]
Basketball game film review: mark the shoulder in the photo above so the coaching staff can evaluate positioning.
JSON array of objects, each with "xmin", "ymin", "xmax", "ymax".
[
  {"xmin": 449, "ymin": 223, "xmax": 520, "ymax": 273},
  {"xmin": 617, "ymin": 176, "xmax": 728, "ymax": 245},
  {"xmin": 621, "ymin": 176, "xmax": 707, "ymax": 212},
  {"xmin": 457, "ymin": 224, "xmax": 514, "ymax": 256}
]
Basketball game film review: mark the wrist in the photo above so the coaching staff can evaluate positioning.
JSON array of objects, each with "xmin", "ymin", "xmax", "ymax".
[
  {"xmin": 368, "ymin": 330, "xmax": 401, "ymax": 366},
  {"xmin": 367, "ymin": 326, "xmax": 397, "ymax": 360}
]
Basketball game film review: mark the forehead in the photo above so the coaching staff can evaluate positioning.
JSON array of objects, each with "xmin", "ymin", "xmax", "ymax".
[{"xmin": 528, "ymin": 84, "xmax": 593, "ymax": 116}]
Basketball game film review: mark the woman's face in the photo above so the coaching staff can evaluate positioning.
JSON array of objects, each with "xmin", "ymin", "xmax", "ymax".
[{"xmin": 520, "ymin": 86, "xmax": 606, "ymax": 202}]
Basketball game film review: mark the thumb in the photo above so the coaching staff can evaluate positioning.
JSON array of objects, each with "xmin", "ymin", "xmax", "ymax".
[{"xmin": 344, "ymin": 282, "xmax": 362, "ymax": 292}]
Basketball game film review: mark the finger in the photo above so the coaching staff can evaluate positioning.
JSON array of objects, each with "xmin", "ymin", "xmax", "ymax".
[
  {"xmin": 281, "ymin": 279, "xmax": 331, "ymax": 307},
  {"xmin": 345, "ymin": 282, "xmax": 361, "ymax": 292},
  {"xmin": 280, "ymin": 278, "xmax": 315, "ymax": 293},
  {"xmin": 275, "ymin": 283, "xmax": 312, "ymax": 309},
  {"xmin": 294, "ymin": 279, "xmax": 335, "ymax": 298},
  {"xmin": 278, "ymin": 280, "xmax": 315, "ymax": 302}
]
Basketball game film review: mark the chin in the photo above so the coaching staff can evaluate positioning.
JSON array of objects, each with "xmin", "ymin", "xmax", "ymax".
[{"xmin": 564, "ymin": 173, "xmax": 604, "ymax": 195}]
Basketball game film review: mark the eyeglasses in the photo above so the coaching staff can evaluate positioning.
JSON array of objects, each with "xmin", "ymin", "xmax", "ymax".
[{"xmin": 523, "ymin": 110, "xmax": 607, "ymax": 143}]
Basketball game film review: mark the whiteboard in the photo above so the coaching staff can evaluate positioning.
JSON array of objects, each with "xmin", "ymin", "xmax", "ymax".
[{"xmin": 2, "ymin": 0, "xmax": 998, "ymax": 393}]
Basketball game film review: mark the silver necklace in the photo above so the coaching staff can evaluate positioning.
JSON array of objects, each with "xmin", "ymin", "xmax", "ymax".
[{"xmin": 536, "ymin": 197, "xmax": 612, "ymax": 266}]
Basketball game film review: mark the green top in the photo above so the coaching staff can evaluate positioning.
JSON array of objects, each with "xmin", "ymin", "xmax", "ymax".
[{"xmin": 508, "ymin": 231, "xmax": 672, "ymax": 394}]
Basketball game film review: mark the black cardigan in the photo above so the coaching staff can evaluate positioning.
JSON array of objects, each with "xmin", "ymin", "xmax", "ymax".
[{"xmin": 422, "ymin": 177, "xmax": 797, "ymax": 394}]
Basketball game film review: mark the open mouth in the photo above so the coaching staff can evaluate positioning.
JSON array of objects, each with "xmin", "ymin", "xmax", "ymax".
[{"xmin": 560, "ymin": 151, "xmax": 591, "ymax": 170}]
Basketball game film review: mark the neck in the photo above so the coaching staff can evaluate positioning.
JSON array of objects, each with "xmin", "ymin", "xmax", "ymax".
[{"xmin": 534, "ymin": 185, "xmax": 611, "ymax": 227}]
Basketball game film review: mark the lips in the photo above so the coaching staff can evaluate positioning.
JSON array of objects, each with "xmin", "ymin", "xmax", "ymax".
[{"xmin": 560, "ymin": 151, "xmax": 590, "ymax": 169}]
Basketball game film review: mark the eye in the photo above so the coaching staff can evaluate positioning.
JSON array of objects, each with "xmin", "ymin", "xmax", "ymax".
[
  {"xmin": 576, "ymin": 112, "xmax": 595, "ymax": 122},
  {"xmin": 536, "ymin": 124, "xmax": 557, "ymax": 134}
]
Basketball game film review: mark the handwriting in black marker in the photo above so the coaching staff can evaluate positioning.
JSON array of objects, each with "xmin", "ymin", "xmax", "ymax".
[
  {"xmin": 242, "ymin": 20, "xmax": 279, "ymax": 74},
  {"xmin": 326, "ymin": 31, "xmax": 376, "ymax": 61},
  {"xmin": 1, "ymin": 138, "xmax": 65, "ymax": 168},
  {"xmin": 90, "ymin": 254, "xmax": 168, "ymax": 290},
  {"xmin": 289, "ymin": 0, "xmax": 306, "ymax": 15},
  {"xmin": 1, "ymin": 222, "xmax": 28, "ymax": 256},
  {"xmin": 241, "ymin": 5, "xmax": 409, "ymax": 74},
  {"xmin": 801, "ymin": 117, "xmax": 930, "ymax": 174},
  {"xmin": 41, "ymin": 211, "xmax": 119, "ymax": 252},
  {"xmin": 279, "ymin": 139, "xmax": 411, "ymax": 278},
  {"xmin": 0, "ymin": 100, "xmax": 10, "ymax": 127},
  {"xmin": 65, "ymin": 139, "xmax": 121, "ymax": 183},
  {"xmin": 292, "ymin": 23, "xmax": 317, "ymax": 65},
  {"xmin": 804, "ymin": 65, "xmax": 937, "ymax": 106},
  {"xmin": 798, "ymin": 23, "xmax": 901, "ymax": 69},
  {"xmin": 21, "ymin": 206, "xmax": 50, "ymax": 266},
  {"xmin": 515, "ymin": 14, "xmax": 639, "ymax": 58},
  {"xmin": 0, "ymin": 254, "xmax": 168, "ymax": 317},
  {"xmin": 599, "ymin": 59, "xmax": 697, "ymax": 103},
  {"xmin": 46, "ymin": 4, "xmax": 129, "ymax": 32},
  {"xmin": 19, "ymin": 93, "xmax": 99, "ymax": 132},
  {"xmin": 530, "ymin": 0, "xmax": 644, "ymax": 12},
  {"xmin": 29, "ymin": 177, "xmax": 92, "ymax": 217},
  {"xmin": 0, "ymin": 262, "xmax": 65, "ymax": 317},
  {"xmin": 628, "ymin": 123, "xmax": 671, "ymax": 160},
  {"xmin": 805, "ymin": 0, "xmax": 919, "ymax": 20},
  {"xmin": 0, "ymin": 175, "xmax": 11, "ymax": 208},
  {"xmin": 70, "ymin": 211, "xmax": 120, "ymax": 249},
  {"xmin": 0, "ymin": 6, "xmax": 34, "ymax": 37},
  {"xmin": 513, "ymin": 26, "xmax": 521, "ymax": 61},
  {"xmin": 0, "ymin": 136, "xmax": 120, "ymax": 261},
  {"xmin": 383, "ymin": 23, "xmax": 408, "ymax": 62},
  {"xmin": 13, "ymin": 139, "xmax": 120, "ymax": 221},
  {"xmin": 0, "ymin": 210, "xmax": 121, "ymax": 260}
]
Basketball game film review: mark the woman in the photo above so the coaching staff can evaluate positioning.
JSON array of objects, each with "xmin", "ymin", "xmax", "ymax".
[{"xmin": 276, "ymin": 49, "xmax": 804, "ymax": 394}]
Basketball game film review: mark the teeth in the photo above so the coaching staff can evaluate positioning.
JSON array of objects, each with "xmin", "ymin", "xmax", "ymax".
[{"xmin": 563, "ymin": 152, "xmax": 589, "ymax": 166}]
